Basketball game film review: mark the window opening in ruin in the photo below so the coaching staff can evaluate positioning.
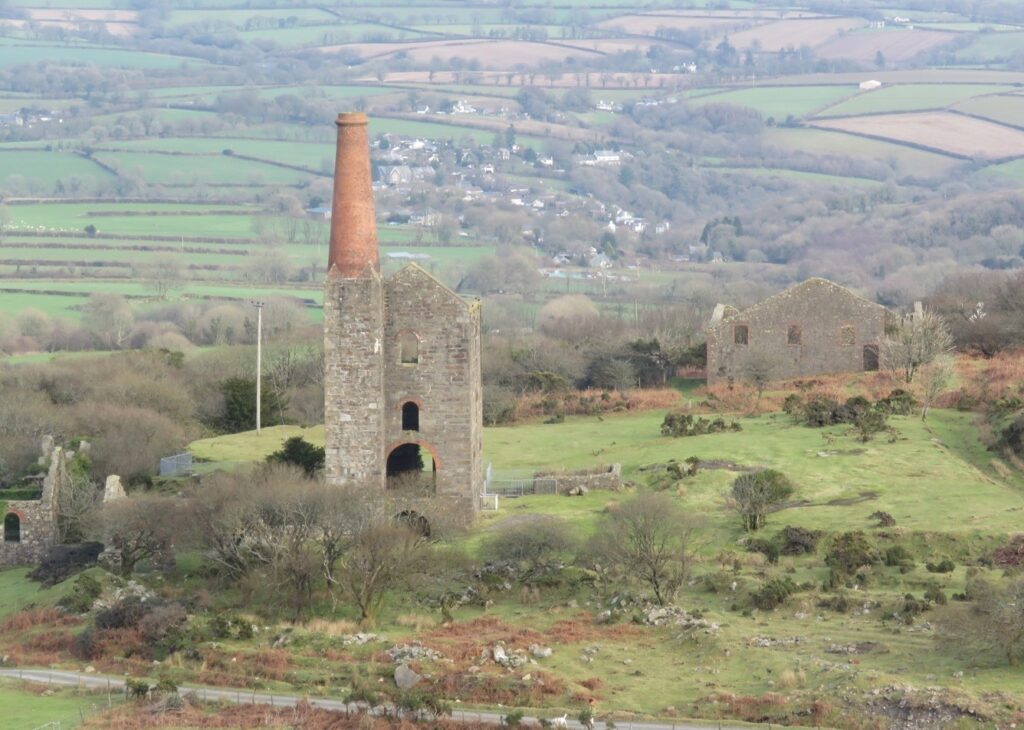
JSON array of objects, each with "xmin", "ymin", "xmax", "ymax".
[
  {"xmin": 4, "ymin": 513, "xmax": 20, "ymax": 543},
  {"xmin": 400, "ymin": 332, "xmax": 419, "ymax": 364},
  {"xmin": 386, "ymin": 443, "xmax": 436, "ymax": 492},
  {"xmin": 840, "ymin": 325, "xmax": 856, "ymax": 346},
  {"xmin": 734, "ymin": 324, "xmax": 748, "ymax": 345},
  {"xmin": 863, "ymin": 344, "xmax": 880, "ymax": 372},
  {"xmin": 402, "ymin": 401, "xmax": 420, "ymax": 431},
  {"xmin": 395, "ymin": 510, "xmax": 431, "ymax": 537},
  {"xmin": 788, "ymin": 324, "xmax": 802, "ymax": 345}
]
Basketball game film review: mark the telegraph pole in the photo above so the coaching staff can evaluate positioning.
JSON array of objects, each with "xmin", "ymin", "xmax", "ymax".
[{"xmin": 253, "ymin": 300, "xmax": 265, "ymax": 434}]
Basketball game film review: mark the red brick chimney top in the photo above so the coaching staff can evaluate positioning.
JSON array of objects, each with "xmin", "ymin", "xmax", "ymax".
[{"xmin": 327, "ymin": 112, "xmax": 378, "ymax": 278}]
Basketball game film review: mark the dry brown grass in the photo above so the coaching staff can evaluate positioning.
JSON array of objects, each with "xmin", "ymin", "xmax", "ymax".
[
  {"xmin": 84, "ymin": 699, "xmax": 498, "ymax": 729},
  {"xmin": 814, "ymin": 112, "xmax": 1024, "ymax": 160},
  {"xmin": 515, "ymin": 387, "xmax": 680, "ymax": 422},
  {"xmin": 396, "ymin": 613, "xmax": 438, "ymax": 631},
  {"xmin": 302, "ymin": 618, "xmax": 359, "ymax": 637},
  {"xmin": 0, "ymin": 607, "xmax": 76, "ymax": 632}
]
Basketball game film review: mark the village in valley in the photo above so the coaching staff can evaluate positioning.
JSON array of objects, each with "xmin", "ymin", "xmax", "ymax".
[{"xmin": 1, "ymin": 0, "xmax": 1024, "ymax": 728}]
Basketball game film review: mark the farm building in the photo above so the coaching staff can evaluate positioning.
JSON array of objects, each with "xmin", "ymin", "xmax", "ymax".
[
  {"xmin": 705, "ymin": 278, "xmax": 888, "ymax": 385},
  {"xmin": 859, "ymin": 79, "xmax": 882, "ymax": 90}
]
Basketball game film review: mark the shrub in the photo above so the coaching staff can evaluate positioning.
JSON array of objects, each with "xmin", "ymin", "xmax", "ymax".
[
  {"xmin": 139, "ymin": 603, "xmax": 188, "ymax": 657},
  {"xmin": 924, "ymin": 583, "xmax": 948, "ymax": 605},
  {"xmin": 884, "ymin": 545, "xmax": 914, "ymax": 570},
  {"xmin": 29, "ymin": 542, "xmax": 104, "ymax": 587},
  {"xmin": 94, "ymin": 596, "xmax": 149, "ymax": 630},
  {"xmin": 778, "ymin": 526, "xmax": 823, "ymax": 555},
  {"xmin": 850, "ymin": 408, "xmax": 888, "ymax": 443},
  {"xmin": 870, "ymin": 511, "xmax": 896, "ymax": 528},
  {"xmin": 876, "ymin": 389, "xmax": 917, "ymax": 416},
  {"xmin": 267, "ymin": 436, "xmax": 324, "ymax": 476},
  {"xmin": 817, "ymin": 593, "xmax": 851, "ymax": 613},
  {"xmin": 58, "ymin": 572, "xmax": 104, "ymax": 614},
  {"xmin": 503, "ymin": 710, "xmax": 525, "ymax": 727},
  {"xmin": 926, "ymin": 559, "xmax": 955, "ymax": 574},
  {"xmin": 126, "ymin": 678, "xmax": 151, "ymax": 700},
  {"xmin": 825, "ymin": 531, "xmax": 880, "ymax": 586},
  {"xmin": 802, "ymin": 394, "xmax": 841, "ymax": 427},
  {"xmin": 218, "ymin": 376, "xmax": 287, "ymax": 433},
  {"xmin": 661, "ymin": 412, "xmax": 740, "ymax": 437},
  {"xmin": 482, "ymin": 516, "xmax": 577, "ymax": 583},
  {"xmin": 751, "ymin": 577, "xmax": 797, "ymax": 610},
  {"xmin": 747, "ymin": 539, "xmax": 779, "ymax": 565},
  {"xmin": 730, "ymin": 469, "xmax": 795, "ymax": 531},
  {"xmin": 782, "ymin": 393, "xmax": 804, "ymax": 421},
  {"xmin": 998, "ymin": 414, "xmax": 1024, "ymax": 458}
]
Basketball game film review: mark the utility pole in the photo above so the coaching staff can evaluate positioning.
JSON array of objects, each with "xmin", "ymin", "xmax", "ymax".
[{"xmin": 252, "ymin": 300, "xmax": 265, "ymax": 434}]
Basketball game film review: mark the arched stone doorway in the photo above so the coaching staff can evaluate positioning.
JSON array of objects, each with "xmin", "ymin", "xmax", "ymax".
[
  {"xmin": 386, "ymin": 442, "xmax": 437, "ymax": 492},
  {"xmin": 4, "ymin": 513, "xmax": 20, "ymax": 543}
]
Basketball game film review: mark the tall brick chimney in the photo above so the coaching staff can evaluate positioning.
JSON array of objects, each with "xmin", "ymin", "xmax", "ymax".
[{"xmin": 327, "ymin": 112, "xmax": 378, "ymax": 278}]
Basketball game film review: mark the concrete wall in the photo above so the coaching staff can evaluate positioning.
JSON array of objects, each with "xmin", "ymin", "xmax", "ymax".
[{"xmin": 707, "ymin": 278, "xmax": 886, "ymax": 386}]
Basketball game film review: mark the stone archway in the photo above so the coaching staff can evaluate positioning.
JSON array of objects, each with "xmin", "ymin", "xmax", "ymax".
[
  {"xmin": 386, "ymin": 441, "xmax": 438, "ymax": 492},
  {"xmin": 4, "ymin": 512, "xmax": 21, "ymax": 543}
]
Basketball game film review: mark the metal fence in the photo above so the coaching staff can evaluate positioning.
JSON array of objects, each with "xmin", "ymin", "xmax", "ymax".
[
  {"xmin": 159, "ymin": 452, "xmax": 193, "ymax": 477},
  {"xmin": 483, "ymin": 463, "xmax": 557, "ymax": 498}
]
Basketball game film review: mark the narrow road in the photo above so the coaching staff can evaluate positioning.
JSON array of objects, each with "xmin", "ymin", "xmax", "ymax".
[{"xmin": 0, "ymin": 667, "xmax": 767, "ymax": 730}]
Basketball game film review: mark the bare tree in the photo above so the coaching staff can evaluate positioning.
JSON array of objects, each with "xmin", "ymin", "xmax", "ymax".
[
  {"xmin": 938, "ymin": 575, "xmax": 1024, "ymax": 666},
  {"xmin": 882, "ymin": 309, "xmax": 954, "ymax": 383},
  {"xmin": 335, "ymin": 521, "xmax": 431, "ymax": 626},
  {"xmin": 83, "ymin": 293, "xmax": 135, "ymax": 349},
  {"xmin": 589, "ymin": 492, "xmax": 699, "ymax": 605},
  {"xmin": 917, "ymin": 354, "xmax": 956, "ymax": 421},
  {"xmin": 741, "ymin": 353, "xmax": 777, "ymax": 410},
  {"xmin": 95, "ymin": 494, "xmax": 178, "ymax": 576},
  {"xmin": 57, "ymin": 469, "xmax": 102, "ymax": 543}
]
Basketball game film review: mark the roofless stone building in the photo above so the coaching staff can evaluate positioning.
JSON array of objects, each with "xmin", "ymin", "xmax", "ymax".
[
  {"xmin": 705, "ymin": 278, "xmax": 888, "ymax": 386},
  {"xmin": 323, "ymin": 112, "xmax": 482, "ymax": 523}
]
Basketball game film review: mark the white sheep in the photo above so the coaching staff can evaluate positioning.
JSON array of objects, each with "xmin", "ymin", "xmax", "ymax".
[{"xmin": 550, "ymin": 714, "xmax": 569, "ymax": 729}]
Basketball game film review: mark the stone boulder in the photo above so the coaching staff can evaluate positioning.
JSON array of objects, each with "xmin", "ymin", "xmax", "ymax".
[{"xmin": 394, "ymin": 664, "xmax": 422, "ymax": 689}]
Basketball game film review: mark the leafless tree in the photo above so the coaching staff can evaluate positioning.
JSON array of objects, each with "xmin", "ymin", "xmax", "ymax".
[
  {"xmin": 589, "ymin": 492, "xmax": 699, "ymax": 605},
  {"xmin": 94, "ymin": 494, "xmax": 178, "ymax": 576},
  {"xmin": 937, "ymin": 575, "xmax": 1024, "ymax": 666},
  {"xmin": 917, "ymin": 354, "xmax": 956, "ymax": 421},
  {"xmin": 882, "ymin": 309, "xmax": 954, "ymax": 383}
]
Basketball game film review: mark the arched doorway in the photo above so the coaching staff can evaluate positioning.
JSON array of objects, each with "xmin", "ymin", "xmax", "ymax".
[
  {"xmin": 386, "ymin": 443, "xmax": 437, "ymax": 492},
  {"xmin": 4, "ymin": 513, "xmax": 20, "ymax": 543},
  {"xmin": 863, "ymin": 344, "xmax": 879, "ymax": 372},
  {"xmin": 402, "ymin": 401, "xmax": 420, "ymax": 431}
]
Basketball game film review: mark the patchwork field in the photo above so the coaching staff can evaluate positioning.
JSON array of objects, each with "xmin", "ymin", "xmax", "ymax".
[
  {"xmin": 594, "ymin": 13, "xmax": 752, "ymax": 34},
  {"xmin": 813, "ymin": 111, "xmax": 1024, "ymax": 160},
  {"xmin": 762, "ymin": 126, "xmax": 964, "ymax": 177},
  {"xmin": 320, "ymin": 39, "xmax": 605, "ymax": 66},
  {"xmin": 814, "ymin": 27, "xmax": 957, "ymax": 63},
  {"xmin": 952, "ymin": 93, "xmax": 1024, "ymax": 127},
  {"xmin": 692, "ymin": 85, "xmax": 858, "ymax": 119},
  {"xmin": 954, "ymin": 31, "xmax": 1024, "ymax": 62},
  {"xmin": 718, "ymin": 17, "xmax": 867, "ymax": 52},
  {"xmin": 817, "ymin": 83, "xmax": 1014, "ymax": 117}
]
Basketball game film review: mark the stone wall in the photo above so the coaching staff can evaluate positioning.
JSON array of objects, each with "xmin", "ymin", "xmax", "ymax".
[
  {"xmin": 0, "ymin": 499, "xmax": 58, "ymax": 567},
  {"xmin": 536, "ymin": 464, "xmax": 622, "ymax": 494},
  {"xmin": 383, "ymin": 265, "xmax": 482, "ymax": 519},
  {"xmin": 707, "ymin": 278, "xmax": 887, "ymax": 385},
  {"xmin": 324, "ymin": 271, "xmax": 386, "ymax": 489}
]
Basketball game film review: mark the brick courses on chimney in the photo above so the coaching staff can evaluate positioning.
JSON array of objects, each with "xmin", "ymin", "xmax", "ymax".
[{"xmin": 322, "ymin": 112, "xmax": 482, "ymax": 524}]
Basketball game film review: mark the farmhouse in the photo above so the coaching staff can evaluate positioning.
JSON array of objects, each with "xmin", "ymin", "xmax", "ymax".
[
  {"xmin": 323, "ymin": 113, "xmax": 483, "ymax": 524},
  {"xmin": 859, "ymin": 79, "xmax": 882, "ymax": 90},
  {"xmin": 705, "ymin": 278, "xmax": 888, "ymax": 385}
]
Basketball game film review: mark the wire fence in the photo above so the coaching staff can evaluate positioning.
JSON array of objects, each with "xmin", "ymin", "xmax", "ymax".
[
  {"xmin": 483, "ymin": 463, "xmax": 558, "ymax": 498},
  {"xmin": 159, "ymin": 452, "xmax": 193, "ymax": 477}
]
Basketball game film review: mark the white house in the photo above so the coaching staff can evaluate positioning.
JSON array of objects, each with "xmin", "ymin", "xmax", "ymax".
[{"xmin": 859, "ymin": 80, "xmax": 883, "ymax": 91}]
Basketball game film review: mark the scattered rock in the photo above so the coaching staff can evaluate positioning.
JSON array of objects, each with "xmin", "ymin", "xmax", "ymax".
[
  {"xmin": 103, "ymin": 475, "xmax": 126, "ymax": 503},
  {"xmin": 641, "ymin": 606, "xmax": 720, "ymax": 634},
  {"xmin": 529, "ymin": 644, "xmax": 553, "ymax": 659},
  {"xmin": 394, "ymin": 664, "xmax": 421, "ymax": 690},
  {"xmin": 567, "ymin": 486, "xmax": 589, "ymax": 496},
  {"xmin": 84, "ymin": 666, "xmax": 95, "ymax": 673},
  {"xmin": 387, "ymin": 643, "xmax": 443, "ymax": 663},
  {"xmin": 342, "ymin": 633, "xmax": 384, "ymax": 646}
]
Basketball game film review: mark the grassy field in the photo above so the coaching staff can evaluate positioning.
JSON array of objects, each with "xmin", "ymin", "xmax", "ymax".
[
  {"xmin": 761, "ymin": 126, "xmax": 964, "ymax": 177},
  {"xmin": 0, "ymin": 152, "xmax": 113, "ymax": 189},
  {"xmin": 817, "ymin": 84, "xmax": 1014, "ymax": 117},
  {"xmin": 691, "ymin": 85, "xmax": 858, "ymax": 119},
  {"xmin": 176, "ymin": 404, "xmax": 1024, "ymax": 721},
  {"xmin": 0, "ymin": 38, "xmax": 198, "ymax": 68},
  {"xmin": 91, "ymin": 151, "xmax": 316, "ymax": 186},
  {"xmin": 954, "ymin": 31, "xmax": 1024, "ymax": 61},
  {"xmin": 952, "ymin": 93, "xmax": 1024, "ymax": 127},
  {"xmin": 99, "ymin": 138, "xmax": 334, "ymax": 171},
  {"xmin": 0, "ymin": 682, "xmax": 111, "ymax": 730}
]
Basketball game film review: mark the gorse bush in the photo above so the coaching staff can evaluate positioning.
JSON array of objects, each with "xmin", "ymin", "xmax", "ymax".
[
  {"xmin": 730, "ymin": 469, "xmax": 795, "ymax": 532},
  {"xmin": 661, "ymin": 412, "xmax": 741, "ymax": 437},
  {"xmin": 267, "ymin": 436, "xmax": 324, "ymax": 476},
  {"xmin": 751, "ymin": 577, "xmax": 798, "ymax": 610}
]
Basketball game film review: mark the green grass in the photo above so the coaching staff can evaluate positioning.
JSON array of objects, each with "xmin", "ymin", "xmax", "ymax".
[
  {"xmin": 953, "ymin": 93, "xmax": 1024, "ymax": 127},
  {"xmin": 0, "ymin": 152, "xmax": 113, "ymax": 189},
  {"xmin": 0, "ymin": 38, "xmax": 199, "ymax": 69},
  {"xmin": 762, "ymin": 126, "xmax": 964, "ymax": 177},
  {"xmin": 0, "ymin": 681, "xmax": 111, "ymax": 730},
  {"xmin": 98, "ymin": 138, "xmax": 334, "ymax": 171},
  {"xmin": 91, "ymin": 151, "xmax": 316, "ymax": 187},
  {"xmin": 166, "ymin": 8, "xmax": 336, "ymax": 26},
  {"xmin": 817, "ymin": 84, "xmax": 1015, "ymax": 117},
  {"xmin": 0, "ymin": 566, "xmax": 82, "ymax": 618},
  {"xmin": 979, "ymin": 158, "xmax": 1024, "ymax": 184},
  {"xmin": 237, "ymin": 23, "xmax": 426, "ymax": 46},
  {"xmin": 691, "ymin": 85, "xmax": 859, "ymax": 119},
  {"xmin": 190, "ymin": 408, "xmax": 1024, "ymax": 535},
  {"xmin": 955, "ymin": 31, "xmax": 1024, "ymax": 62},
  {"xmin": 712, "ymin": 166, "xmax": 884, "ymax": 187}
]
